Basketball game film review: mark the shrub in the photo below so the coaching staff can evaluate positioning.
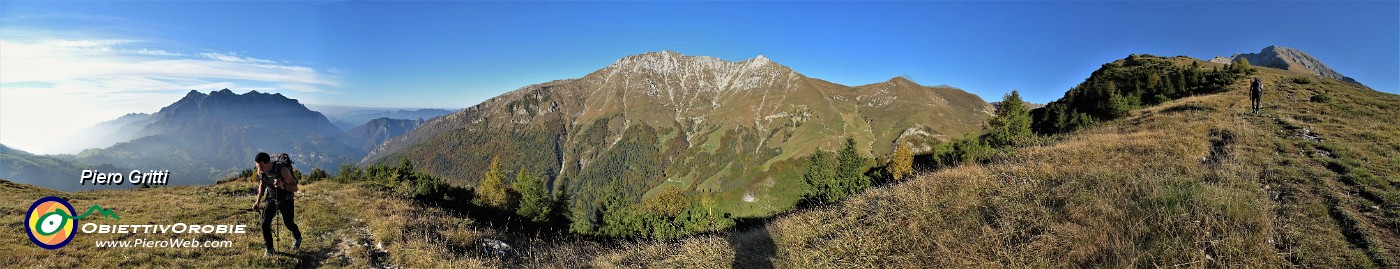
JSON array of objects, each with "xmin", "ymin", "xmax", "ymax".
[
  {"xmin": 333, "ymin": 164, "xmax": 362, "ymax": 183},
  {"xmin": 1230, "ymin": 57, "xmax": 1254, "ymax": 74},
  {"xmin": 1161, "ymin": 102, "xmax": 1216, "ymax": 113},
  {"xmin": 304, "ymin": 167, "xmax": 329, "ymax": 183},
  {"xmin": 413, "ymin": 174, "xmax": 449, "ymax": 200},
  {"xmin": 985, "ymin": 90, "xmax": 1033, "ymax": 148},
  {"xmin": 639, "ymin": 186, "xmax": 689, "ymax": 217},
  {"xmin": 1311, "ymin": 93, "xmax": 1332, "ymax": 103},
  {"xmin": 890, "ymin": 143, "xmax": 914, "ymax": 180},
  {"xmin": 930, "ymin": 134, "xmax": 995, "ymax": 168},
  {"xmin": 1293, "ymin": 76, "xmax": 1313, "ymax": 84}
]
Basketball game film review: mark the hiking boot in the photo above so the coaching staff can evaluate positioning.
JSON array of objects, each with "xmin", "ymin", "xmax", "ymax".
[
  {"xmin": 292, "ymin": 239, "xmax": 301, "ymax": 251},
  {"xmin": 265, "ymin": 248, "xmax": 275, "ymax": 256}
]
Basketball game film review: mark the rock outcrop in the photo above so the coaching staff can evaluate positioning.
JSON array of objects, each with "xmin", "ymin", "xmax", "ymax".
[{"xmin": 1209, "ymin": 45, "xmax": 1366, "ymax": 87}]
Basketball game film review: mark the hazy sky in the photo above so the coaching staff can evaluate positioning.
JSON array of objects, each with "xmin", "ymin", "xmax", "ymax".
[{"xmin": 2, "ymin": 1, "xmax": 1396, "ymax": 154}]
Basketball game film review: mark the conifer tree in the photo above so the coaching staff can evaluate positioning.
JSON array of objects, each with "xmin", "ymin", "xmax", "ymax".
[
  {"xmin": 803, "ymin": 150, "xmax": 838, "ymax": 202},
  {"xmin": 890, "ymin": 143, "xmax": 914, "ymax": 180},
  {"xmin": 476, "ymin": 157, "xmax": 511, "ymax": 208},
  {"xmin": 836, "ymin": 137, "xmax": 870, "ymax": 200},
  {"xmin": 514, "ymin": 167, "xmax": 551, "ymax": 222},
  {"xmin": 985, "ymin": 90, "xmax": 1033, "ymax": 148}
]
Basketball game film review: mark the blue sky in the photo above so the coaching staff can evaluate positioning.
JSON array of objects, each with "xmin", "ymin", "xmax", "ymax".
[{"xmin": 2, "ymin": 1, "xmax": 1397, "ymax": 154}]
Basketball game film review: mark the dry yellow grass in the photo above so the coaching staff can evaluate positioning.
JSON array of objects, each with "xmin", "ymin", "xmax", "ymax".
[
  {"xmin": 0, "ymin": 179, "xmax": 503, "ymax": 268},
  {"xmin": 595, "ymin": 62, "xmax": 1399, "ymax": 268}
]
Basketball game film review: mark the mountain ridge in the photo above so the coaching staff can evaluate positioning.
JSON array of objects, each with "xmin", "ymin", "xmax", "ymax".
[
  {"xmin": 49, "ymin": 112, "xmax": 155, "ymax": 154},
  {"xmin": 73, "ymin": 89, "xmax": 364, "ymax": 185},
  {"xmin": 0, "ymin": 143, "xmax": 131, "ymax": 191},
  {"xmin": 346, "ymin": 117, "xmax": 426, "ymax": 152},
  {"xmin": 362, "ymin": 51, "xmax": 992, "ymax": 219},
  {"xmin": 1209, "ymin": 45, "xmax": 1366, "ymax": 87}
]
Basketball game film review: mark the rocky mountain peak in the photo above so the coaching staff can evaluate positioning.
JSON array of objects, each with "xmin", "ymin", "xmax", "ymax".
[
  {"xmin": 1208, "ymin": 45, "xmax": 1365, "ymax": 87},
  {"xmin": 163, "ymin": 89, "xmax": 304, "ymax": 115},
  {"xmin": 606, "ymin": 51, "xmax": 788, "ymax": 75},
  {"xmin": 884, "ymin": 76, "xmax": 917, "ymax": 86},
  {"xmin": 211, "ymin": 88, "xmax": 236, "ymax": 96},
  {"xmin": 145, "ymin": 89, "xmax": 341, "ymax": 139},
  {"xmin": 750, "ymin": 54, "xmax": 771, "ymax": 64},
  {"xmin": 594, "ymin": 51, "xmax": 801, "ymax": 92}
]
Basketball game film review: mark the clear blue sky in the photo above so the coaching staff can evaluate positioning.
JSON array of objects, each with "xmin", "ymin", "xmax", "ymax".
[{"xmin": 2, "ymin": 1, "xmax": 1397, "ymax": 153}]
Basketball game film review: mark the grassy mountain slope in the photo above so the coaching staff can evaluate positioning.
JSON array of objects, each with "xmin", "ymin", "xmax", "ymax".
[
  {"xmin": 594, "ymin": 56, "xmax": 1400, "ymax": 267},
  {"xmin": 362, "ymin": 51, "xmax": 992, "ymax": 218}
]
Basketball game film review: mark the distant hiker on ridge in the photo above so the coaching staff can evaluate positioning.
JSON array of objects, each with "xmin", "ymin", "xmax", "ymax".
[
  {"xmin": 252, "ymin": 152, "xmax": 302, "ymax": 255},
  {"xmin": 1250, "ymin": 78, "xmax": 1263, "ymax": 114}
]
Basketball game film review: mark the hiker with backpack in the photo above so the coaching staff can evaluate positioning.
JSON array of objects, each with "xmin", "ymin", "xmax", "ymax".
[
  {"xmin": 251, "ymin": 152, "xmax": 302, "ymax": 255},
  {"xmin": 1250, "ymin": 78, "xmax": 1263, "ymax": 114}
]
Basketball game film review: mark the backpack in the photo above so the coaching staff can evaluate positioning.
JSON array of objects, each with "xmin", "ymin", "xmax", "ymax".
[{"xmin": 268, "ymin": 153, "xmax": 299, "ymax": 193}]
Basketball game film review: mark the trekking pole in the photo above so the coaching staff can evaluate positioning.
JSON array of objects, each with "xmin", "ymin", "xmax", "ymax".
[{"xmin": 273, "ymin": 196, "xmax": 280, "ymax": 247}]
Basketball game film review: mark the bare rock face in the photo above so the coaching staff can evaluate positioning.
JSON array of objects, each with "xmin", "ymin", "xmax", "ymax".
[
  {"xmin": 1209, "ymin": 45, "xmax": 1366, "ymax": 87},
  {"xmin": 1208, "ymin": 55, "xmax": 1233, "ymax": 64}
]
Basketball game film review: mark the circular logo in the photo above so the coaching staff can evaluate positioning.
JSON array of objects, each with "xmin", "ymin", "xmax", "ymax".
[{"xmin": 25, "ymin": 196, "xmax": 76, "ymax": 250}]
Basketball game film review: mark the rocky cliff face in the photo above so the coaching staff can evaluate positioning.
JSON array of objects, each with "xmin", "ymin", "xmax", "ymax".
[{"xmin": 1209, "ymin": 45, "xmax": 1365, "ymax": 87}]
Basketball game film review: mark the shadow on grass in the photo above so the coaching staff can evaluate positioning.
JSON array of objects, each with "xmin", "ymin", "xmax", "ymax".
[{"xmin": 729, "ymin": 218, "xmax": 777, "ymax": 269}]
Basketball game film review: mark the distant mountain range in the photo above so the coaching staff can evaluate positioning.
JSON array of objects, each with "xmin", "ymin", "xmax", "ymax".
[
  {"xmin": 361, "ymin": 51, "xmax": 993, "ymax": 216},
  {"xmin": 69, "ymin": 89, "xmax": 365, "ymax": 184},
  {"xmin": 1210, "ymin": 45, "xmax": 1367, "ymax": 87},
  {"xmin": 346, "ymin": 117, "xmax": 426, "ymax": 152},
  {"xmin": 4, "ymin": 90, "xmax": 426, "ymax": 190},
  {"xmin": 0, "ymin": 144, "xmax": 131, "ymax": 191},
  {"xmin": 48, "ymin": 113, "xmax": 155, "ymax": 155},
  {"xmin": 307, "ymin": 105, "xmax": 454, "ymax": 130}
]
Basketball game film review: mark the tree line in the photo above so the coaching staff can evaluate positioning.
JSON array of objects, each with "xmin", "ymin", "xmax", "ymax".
[{"xmin": 1032, "ymin": 55, "xmax": 1251, "ymax": 134}]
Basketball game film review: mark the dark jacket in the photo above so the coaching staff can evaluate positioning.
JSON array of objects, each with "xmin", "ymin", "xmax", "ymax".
[
  {"xmin": 1250, "ymin": 79, "xmax": 1263, "ymax": 97},
  {"xmin": 259, "ymin": 166, "xmax": 295, "ymax": 203}
]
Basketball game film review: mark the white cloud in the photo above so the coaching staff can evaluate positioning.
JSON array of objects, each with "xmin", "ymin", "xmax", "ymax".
[
  {"xmin": 50, "ymin": 39, "xmax": 134, "ymax": 48},
  {"xmin": 0, "ymin": 37, "xmax": 341, "ymax": 154},
  {"xmin": 131, "ymin": 48, "xmax": 183, "ymax": 56},
  {"xmin": 199, "ymin": 52, "xmax": 279, "ymax": 64}
]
